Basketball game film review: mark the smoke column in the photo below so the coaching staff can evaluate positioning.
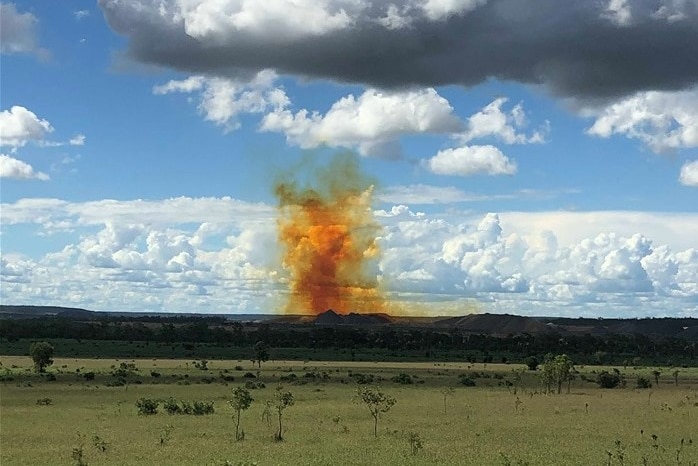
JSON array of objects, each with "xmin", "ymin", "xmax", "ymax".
[{"xmin": 275, "ymin": 154, "xmax": 387, "ymax": 315}]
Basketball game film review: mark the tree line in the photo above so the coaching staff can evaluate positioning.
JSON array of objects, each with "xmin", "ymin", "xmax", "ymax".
[{"xmin": 1, "ymin": 317, "xmax": 695, "ymax": 365}]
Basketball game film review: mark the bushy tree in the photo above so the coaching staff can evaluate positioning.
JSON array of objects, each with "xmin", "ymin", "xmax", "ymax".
[
  {"xmin": 525, "ymin": 356, "xmax": 539, "ymax": 371},
  {"xmin": 230, "ymin": 386, "xmax": 253, "ymax": 441},
  {"xmin": 597, "ymin": 370, "xmax": 622, "ymax": 389},
  {"xmin": 542, "ymin": 354, "xmax": 574, "ymax": 394},
  {"xmin": 356, "ymin": 387, "xmax": 397, "ymax": 437},
  {"xmin": 553, "ymin": 354, "xmax": 574, "ymax": 394},
  {"xmin": 636, "ymin": 376, "xmax": 652, "ymax": 389},
  {"xmin": 253, "ymin": 341, "xmax": 269, "ymax": 369},
  {"xmin": 29, "ymin": 341, "xmax": 54, "ymax": 373}
]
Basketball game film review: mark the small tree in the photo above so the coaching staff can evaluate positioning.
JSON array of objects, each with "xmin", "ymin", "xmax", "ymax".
[
  {"xmin": 356, "ymin": 386, "xmax": 397, "ymax": 437},
  {"xmin": 525, "ymin": 356, "xmax": 539, "ymax": 371},
  {"xmin": 543, "ymin": 354, "xmax": 574, "ymax": 394},
  {"xmin": 253, "ymin": 341, "xmax": 269, "ymax": 369},
  {"xmin": 29, "ymin": 341, "xmax": 54, "ymax": 373},
  {"xmin": 273, "ymin": 385, "xmax": 294, "ymax": 441},
  {"xmin": 541, "ymin": 353, "xmax": 555, "ymax": 393},
  {"xmin": 510, "ymin": 368, "xmax": 526, "ymax": 394},
  {"xmin": 440, "ymin": 387, "xmax": 455, "ymax": 414},
  {"xmin": 555, "ymin": 354, "xmax": 574, "ymax": 394},
  {"xmin": 672, "ymin": 369, "xmax": 679, "ymax": 387},
  {"xmin": 652, "ymin": 370, "xmax": 661, "ymax": 386},
  {"xmin": 230, "ymin": 387, "xmax": 253, "ymax": 441},
  {"xmin": 408, "ymin": 432, "xmax": 423, "ymax": 456}
]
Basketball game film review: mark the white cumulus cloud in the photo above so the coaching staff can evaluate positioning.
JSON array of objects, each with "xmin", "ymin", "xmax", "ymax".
[
  {"xmin": 2, "ymin": 197, "xmax": 698, "ymax": 316},
  {"xmin": 261, "ymin": 87, "xmax": 462, "ymax": 158},
  {"xmin": 679, "ymin": 160, "xmax": 698, "ymax": 186},
  {"xmin": 460, "ymin": 97, "xmax": 548, "ymax": 144},
  {"xmin": 177, "ymin": 0, "xmax": 361, "ymax": 42},
  {"xmin": 424, "ymin": 145, "xmax": 517, "ymax": 176},
  {"xmin": 586, "ymin": 86, "xmax": 698, "ymax": 153},
  {"xmin": 0, "ymin": 106, "xmax": 54, "ymax": 148},
  {"xmin": 0, "ymin": 153, "xmax": 49, "ymax": 180},
  {"xmin": 154, "ymin": 70, "xmax": 288, "ymax": 131}
]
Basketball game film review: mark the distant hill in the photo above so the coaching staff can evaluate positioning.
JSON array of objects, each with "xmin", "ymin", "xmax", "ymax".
[
  {"xmin": 436, "ymin": 313, "xmax": 550, "ymax": 335},
  {"xmin": 1, "ymin": 304, "xmax": 696, "ymax": 339},
  {"xmin": 0, "ymin": 305, "xmax": 94, "ymax": 319},
  {"xmin": 0, "ymin": 305, "xmax": 283, "ymax": 322},
  {"xmin": 314, "ymin": 309, "xmax": 393, "ymax": 325}
]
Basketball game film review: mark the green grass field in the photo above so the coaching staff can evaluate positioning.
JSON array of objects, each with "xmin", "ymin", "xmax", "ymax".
[{"xmin": 1, "ymin": 356, "xmax": 696, "ymax": 465}]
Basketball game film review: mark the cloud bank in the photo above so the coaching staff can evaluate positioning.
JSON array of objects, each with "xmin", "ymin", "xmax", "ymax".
[
  {"xmin": 2, "ymin": 196, "xmax": 696, "ymax": 316},
  {"xmin": 100, "ymin": 0, "xmax": 698, "ymax": 101}
]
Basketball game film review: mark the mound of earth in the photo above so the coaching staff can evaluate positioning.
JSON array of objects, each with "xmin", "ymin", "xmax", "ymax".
[
  {"xmin": 437, "ymin": 313, "xmax": 551, "ymax": 335},
  {"xmin": 313, "ymin": 309, "xmax": 393, "ymax": 325}
]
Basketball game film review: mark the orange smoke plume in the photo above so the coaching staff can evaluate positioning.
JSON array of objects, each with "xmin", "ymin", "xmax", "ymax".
[{"xmin": 275, "ymin": 154, "xmax": 387, "ymax": 315}]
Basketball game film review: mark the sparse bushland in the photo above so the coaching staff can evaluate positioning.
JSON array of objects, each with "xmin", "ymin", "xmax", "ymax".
[{"xmin": 1, "ymin": 357, "xmax": 696, "ymax": 465}]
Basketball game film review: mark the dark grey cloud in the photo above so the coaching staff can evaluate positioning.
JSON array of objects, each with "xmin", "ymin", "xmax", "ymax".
[{"xmin": 98, "ymin": 0, "xmax": 698, "ymax": 101}]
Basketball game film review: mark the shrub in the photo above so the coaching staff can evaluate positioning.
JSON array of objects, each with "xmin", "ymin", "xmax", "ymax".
[
  {"xmin": 150, "ymin": 371, "xmax": 161, "ymax": 378},
  {"xmin": 193, "ymin": 360, "xmax": 209, "ymax": 370},
  {"xmin": 245, "ymin": 380, "xmax": 265, "ymax": 389},
  {"xmin": 243, "ymin": 372, "xmax": 257, "ymax": 379},
  {"xmin": 596, "ymin": 371, "xmax": 622, "ymax": 389},
  {"xmin": 390, "ymin": 373, "xmax": 413, "ymax": 385},
  {"xmin": 176, "ymin": 400, "xmax": 191, "ymax": 414},
  {"xmin": 82, "ymin": 371, "xmax": 96, "ymax": 381},
  {"xmin": 159, "ymin": 424, "xmax": 173, "ymax": 446},
  {"xmin": 234, "ymin": 365, "xmax": 244, "ymax": 371},
  {"xmin": 349, "ymin": 373, "xmax": 375, "ymax": 384},
  {"xmin": 92, "ymin": 434, "xmax": 109, "ymax": 453},
  {"xmin": 192, "ymin": 400, "xmax": 215, "ymax": 415},
  {"xmin": 105, "ymin": 377, "xmax": 127, "ymax": 387},
  {"xmin": 636, "ymin": 376, "xmax": 652, "ymax": 389},
  {"xmin": 36, "ymin": 397, "xmax": 53, "ymax": 405},
  {"xmin": 111, "ymin": 362, "xmax": 138, "ymax": 378},
  {"xmin": 459, "ymin": 374, "xmax": 477, "ymax": 386},
  {"xmin": 136, "ymin": 398, "xmax": 159, "ymax": 415},
  {"xmin": 408, "ymin": 432, "xmax": 423, "ymax": 456},
  {"xmin": 163, "ymin": 397, "xmax": 182, "ymax": 415}
]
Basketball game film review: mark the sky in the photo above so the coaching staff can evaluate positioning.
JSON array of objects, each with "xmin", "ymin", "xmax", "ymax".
[{"xmin": 1, "ymin": 0, "xmax": 697, "ymax": 318}]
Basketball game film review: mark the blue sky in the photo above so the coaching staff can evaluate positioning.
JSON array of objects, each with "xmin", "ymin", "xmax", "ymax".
[{"xmin": 1, "ymin": 0, "xmax": 697, "ymax": 317}]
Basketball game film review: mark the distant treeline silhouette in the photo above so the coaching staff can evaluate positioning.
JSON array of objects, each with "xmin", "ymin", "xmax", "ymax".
[{"xmin": 1, "ymin": 316, "xmax": 695, "ymax": 366}]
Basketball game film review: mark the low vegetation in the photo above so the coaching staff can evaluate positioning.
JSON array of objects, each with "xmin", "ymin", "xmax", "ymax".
[{"xmin": 1, "ymin": 354, "xmax": 697, "ymax": 465}]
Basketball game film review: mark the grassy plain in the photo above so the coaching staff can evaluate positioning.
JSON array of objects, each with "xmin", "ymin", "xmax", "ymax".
[{"xmin": 1, "ymin": 356, "xmax": 696, "ymax": 465}]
